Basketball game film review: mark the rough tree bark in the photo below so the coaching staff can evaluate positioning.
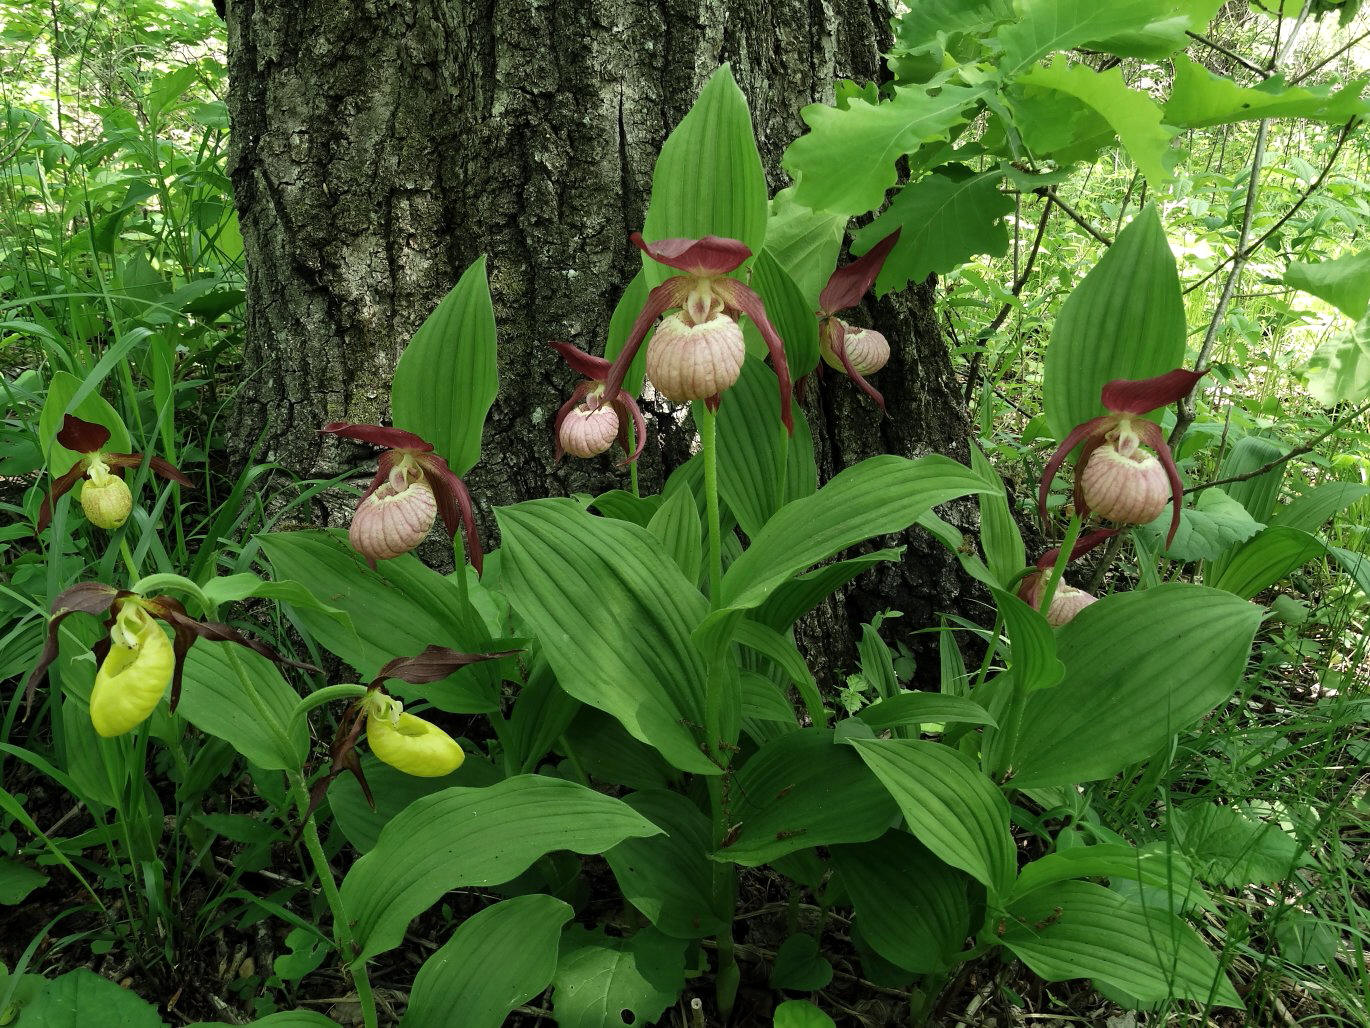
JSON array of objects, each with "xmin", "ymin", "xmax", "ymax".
[{"xmin": 224, "ymin": 0, "xmax": 977, "ymax": 683}]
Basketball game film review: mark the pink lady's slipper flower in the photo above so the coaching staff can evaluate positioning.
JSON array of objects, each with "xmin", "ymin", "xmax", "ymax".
[
  {"xmin": 816, "ymin": 230, "xmax": 901, "ymax": 408},
  {"xmin": 1017, "ymin": 529, "xmax": 1118, "ymax": 627},
  {"xmin": 26, "ymin": 583, "xmax": 314, "ymax": 737},
  {"xmin": 304, "ymin": 644, "xmax": 518, "ymax": 817},
  {"xmin": 600, "ymin": 234, "xmax": 793, "ymax": 430},
  {"xmin": 549, "ymin": 341, "xmax": 647, "ymax": 463},
  {"xmin": 1038, "ymin": 369, "xmax": 1206, "ymax": 547},
  {"xmin": 39, "ymin": 415, "xmax": 193, "ymax": 531},
  {"xmin": 319, "ymin": 423, "xmax": 482, "ymax": 572}
]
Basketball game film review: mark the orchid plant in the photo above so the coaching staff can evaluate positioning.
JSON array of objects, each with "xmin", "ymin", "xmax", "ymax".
[{"xmin": 38, "ymin": 414, "xmax": 193, "ymax": 531}]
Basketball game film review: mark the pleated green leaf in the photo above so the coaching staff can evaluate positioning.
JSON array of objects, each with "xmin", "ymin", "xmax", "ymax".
[
  {"xmin": 856, "ymin": 693, "xmax": 997, "ymax": 732},
  {"xmin": 641, "ymin": 64, "xmax": 767, "ymax": 286},
  {"xmin": 1212, "ymin": 526, "xmax": 1326, "ymax": 600},
  {"xmin": 1270, "ymin": 482, "xmax": 1370, "ymax": 533},
  {"xmin": 832, "ymin": 830, "xmax": 970, "ymax": 973},
  {"xmin": 605, "ymin": 791, "xmax": 729, "ymax": 939},
  {"xmin": 991, "ymin": 586, "xmax": 1064, "ymax": 694},
  {"xmin": 401, "ymin": 895, "xmax": 572, "ymax": 1028},
  {"xmin": 750, "ymin": 548, "xmax": 904, "ymax": 631},
  {"xmin": 495, "ymin": 500, "xmax": 716, "ymax": 774},
  {"xmin": 1002, "ymin": 880, "xmax": 1241, "ymax": 1007},
  {"xmin": 971, "ymin": 444, "xmax": 1024, "ymax": 589},
  {"xmin": 329, "ymin": 754, "xmax": 501, "ymax": 853},
  {"xmin": 340, "ymin": 776, "xmax": 659, "ymax": 962},
  {"xmin": 848, "ymin": 738, "xmax": 1016, "ymax": 899},
  {"xmin": 1011, "ymin": 843, "xmax": 1210, "ymax": 911},
  {"xmin": 716, "ymin": 729, "xmax": 898, "ymax": 866},
  {"xmin": 391, "ymin": 256, "xmax": 498, "ymax": 475},
  {"xmin": 752, "ymin": 248, "xmax": 820, "ymax": 379},
  {"xmin": 178, "ymin": 642, "xmax": 306, "ymax": 772},
  {"xmin": 552, "ymin": 926, "xmax": 687, "ymax": 1028},
  {"xmin": 721, "ymin": 454, "xmax": 991, "ymax": 610},
  {"xmin": 1009, "ymin": 584, "xmax": 1261, "ymax": 789},
  {"xmin": 1218, "ymin": 434, "xmax": 1287, "ymax": 522},
  {"xmin": 647, "ymin": 485, "xmax": 703, "ymax": 584},
  {"xmin": 1043, "ymin": 206, "xmax": 1185, "ymax": 440},
  {"xmin": 259, "ymin": 530, "xmax": 499, "ymax": 712},
  {"xmin": 716, "ymin": 361, "xmax": 815, "ymax": 539}
]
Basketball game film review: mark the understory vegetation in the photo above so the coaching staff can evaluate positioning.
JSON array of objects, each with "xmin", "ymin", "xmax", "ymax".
[{"xmin": 2, "ymin": 1, "xmax": 1370, "ymax": 1026}]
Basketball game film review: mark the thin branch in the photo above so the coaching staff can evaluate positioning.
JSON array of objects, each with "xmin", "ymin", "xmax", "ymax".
[
  {"xmin": 1186, "ymin": 30, "xmax": 1268, "ymax": 79},
  {"xmin": 1182, "ymin": 118, "xmax": 1357, "ymax": 296},
  {"xmin": 1292, "ymin": 30, "xmax": 1370, "ymax": 84},
  {"xmin": 964, "ymin": 196, "xmax": 1055, "ymax": 402},
  {"xmin": 1186, "ymin": 399, "xmax": 1370, "ymax": 495},
  {"xmin": 1045, "ymin": 187, "xmax": 1113, "ymax": 246},
  {"xmin": 1172, "ymin": 118, "xmax": 1272, "ymax": 446}
]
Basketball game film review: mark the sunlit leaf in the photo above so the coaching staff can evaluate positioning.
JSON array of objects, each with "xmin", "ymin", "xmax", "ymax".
[
  {"xmin": 851, "ymin": 169, "xmax": 1013, "ymax": 294},
  {"xmin": 1164, "ymin": 55, "xmax": 1370, "ymax": 128}
]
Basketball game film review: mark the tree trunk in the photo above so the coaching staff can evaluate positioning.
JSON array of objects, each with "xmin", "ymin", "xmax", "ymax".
[{"xmin": 224, "ymin": 0, "xmax": 977, "ymax": 683}]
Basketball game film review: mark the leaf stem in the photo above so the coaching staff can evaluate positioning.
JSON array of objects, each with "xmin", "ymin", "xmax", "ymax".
[{"xmin": 700, "ymin": 407, "xmax": 723, "ymax": 609}]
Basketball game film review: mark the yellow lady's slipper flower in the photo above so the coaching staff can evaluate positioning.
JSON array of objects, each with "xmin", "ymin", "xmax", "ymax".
[
  {"xmin": 38, "ymin": 415, "xmax": 192, "ymax": 533},
  {"xmin": 26, "ymin": 583, "xmax": 316, "ymax": 731},
  {"xmin": 364, "ymin": 692, "xmax": 464, "ymax": 777},
  {"xmin": 90, "ymin": 602, "xmax": 175, "ymax": 737}
]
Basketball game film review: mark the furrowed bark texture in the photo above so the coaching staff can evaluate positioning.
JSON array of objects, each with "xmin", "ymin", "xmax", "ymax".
[{"xmin": 225, "ymin": 0, "xmax": 976, "ymax": 684}]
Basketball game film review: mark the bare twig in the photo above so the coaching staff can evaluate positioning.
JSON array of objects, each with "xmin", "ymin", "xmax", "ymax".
[
  {"xmin": 1171, "ymin": 117, "xmax": 1272, "ymax": 446},
  {"xmin": 1186, "ymin": 399, "xmax": 1370, "ymax": 494},
  {"xmin": 1186, "ymin": 30, "xmax": 1268, "ymax": 78},
  {"xmin": 965, "ymin": 196, "xmax": 1055, "ymax": 401},
  {"xmin": 1045, "ymin": 187, "xmax": 1113, "ymax": 245},
  {"xmin": 1292, "ymin": 29, "xmax": 1370, "ymax": 84}
]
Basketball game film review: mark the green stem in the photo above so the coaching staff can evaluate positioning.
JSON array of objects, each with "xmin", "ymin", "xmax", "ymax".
[
  {"xmin": 700, "ymin": 407, "xmax": 722, "ymax": 609},
  {"xmin": 118, "ymin": 537, "xmax": 140, "ymax": 584},
  {"xmin": 288, "ymin": 774, "xmax": 378, "ymax": 1028},
  {"xmin": 698, "ymin": 405, "xmax": 738, "ymax": 1017}
]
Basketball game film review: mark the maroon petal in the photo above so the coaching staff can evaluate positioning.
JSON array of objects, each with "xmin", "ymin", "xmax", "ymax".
[
  {"xmin": 370, "ymin": 644, "xmax": 520, "ymax": 689},
  {"xmin": 1038, "ymin": 416, "xmax": 1113, "ymax": 528},
  {"xmin": 631, "ymin": 232, "xmax": 751, "ymax": 276},
  {"xmin": 37, "ymin": 460, "xmax": 92, "ymax": 532},
  {"xmin": 24, "ymin": 583, "xmax": 121, "ymax": 713},
  {"xmin": 146, "ymin": 596, "xmax": 318, "ymax": 713},
  {"xmin": 103, "ymin": 453, "xmax": 196, "ymax": 489},
  {"xmin": 415, "ymin": 453, "xmax": 485, "ymax": 576},
  {"xmin": 825, "ymin": 318, "xmax": 885, "ymax": 410},
  {"xmin": 1136, "ymin": 420, "xmax": 1186, "ymax": 547},
  {"xmin": 1034, "ymin": 527, "xmax": 1121, "ymax": 570},
  {"xmin": 601, "ymin": 278, "xmax": 690, "ymax": 399},
  {"xmin": 320, "ymin": 422, "xmax": 433, "ymax": 452},
  {"xmin": 56, "ymin": 414, "xmax": 111, "ymax": 454},
  {"xmin": 357, "ymin": 450, "xmax": 403, "ymax": 504},
  {"xmin": 1101, "ymin": 369, "xmax": 1207, "ymax": 415},
  {"xmin": 302, "ymin": 708, "xmax": 372, "ymax": 826},
  {"xmin": 819, "ymin": 229, "xmax": 902, "ymax": 315},
  {"xmin": 611, "ymin": 391, "xmax": 648, "ymax": 466},
  {"xmin": 549, "ymin": 341, "xmax": 610, "ymax": 381},
  {"xmin": 713, "ymin": 279, "xmax": 794, "ymax": 433}
]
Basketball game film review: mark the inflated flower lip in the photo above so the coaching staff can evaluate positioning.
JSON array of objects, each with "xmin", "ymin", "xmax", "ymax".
[
  {"xmin": 548, "ymin": 341, "xmax": 648, "ymax": 464},
  {"xmin": 1017, "ymin": 528, "xmax": 1118, "ymax": 627},
  {"xmin": 305, "ymin": 644, "xmax": 520, "ymax": 818},
  {"xmin": 600, "ymin": 233, "xmax": 793, "ymax": 431},
  {"xmin": 319, "ymin": 422, "xmax": 483, "ymax": 573},
  {"xmin": 1038, "ymin": 369, "xmax": 1206, "ymax": 547},
  {"xmin": 38, "ymin": 415, "xmax": 194, "ymax": 531},
  {"xmin": 816, "ymin": 230, "xmax": 901, "ymax": 408},
  {"xmin": 25, "ymin": 582, "xmax": 316, "ymax": 733}
]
